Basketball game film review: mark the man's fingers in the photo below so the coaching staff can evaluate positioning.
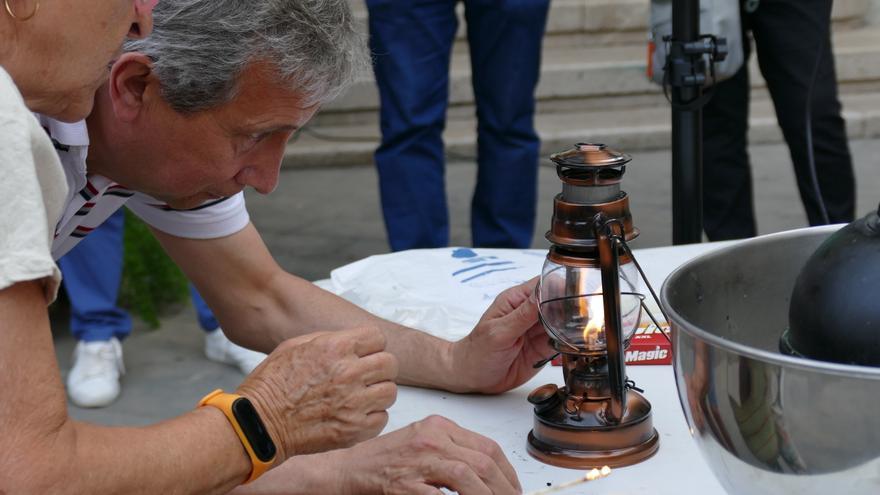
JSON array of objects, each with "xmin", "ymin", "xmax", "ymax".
[
  {"xmin": 447, "ymin": 444, "xmax": 520, "ymax": 495},
  {"xmin": 426, "ymin": 460, "xmax": 492, "ymax": 495},
  {"xmin": 360, "ymin": 380, "xmax": 398, "ymax": 413},
  {"xmin": 508, "ymin": 295, "xmax": 540, "ymax": 328},
  {"xmin": 354, "ymin": 351, "xmax": 399, "ymax": 385},
  {"xmin": 345, "ymin": 326, "xmax": 387, "ymax": 357},
  {"xmin": 487, "ymin": 293, "xmax": 541, "ymax": 346},
  {"xmin": 484, "ymin": 279, "xmax": 536, "ymax": 319},
  {"xmin": 523, "ymin": 276, "xmax": 539, "ymax": 299},
  {"xmin": 447, "ymin": 426, "xmax": 521, "ymax": 492},
  {"xmin": 526, "ymin": 324, "xmax": 554, "ymax": 355}
]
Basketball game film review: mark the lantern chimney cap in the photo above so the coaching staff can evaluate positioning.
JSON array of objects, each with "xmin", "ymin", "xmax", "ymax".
[{"xmin": 551, "ymin": 143, "xmax": 632, "ymax": 169}]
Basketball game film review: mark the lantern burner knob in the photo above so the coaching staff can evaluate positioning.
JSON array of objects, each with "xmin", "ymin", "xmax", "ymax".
[{"xmin": 528, "ymin": 384, "xmax": 562, "ymax": 415}]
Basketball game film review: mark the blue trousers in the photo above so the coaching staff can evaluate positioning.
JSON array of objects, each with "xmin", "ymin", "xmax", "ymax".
[
  {"xmin": 367, "ymin": 0, "xmax": 550, "ymax": 251},
  {"xmin": 59, "ymin": 209, "xmax": 218, "ymax": 342}
]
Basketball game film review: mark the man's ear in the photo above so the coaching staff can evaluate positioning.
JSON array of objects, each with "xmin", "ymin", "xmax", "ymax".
[{"xmin": 108, "ymin": 52, "xmax": 155, "ymax": 122}]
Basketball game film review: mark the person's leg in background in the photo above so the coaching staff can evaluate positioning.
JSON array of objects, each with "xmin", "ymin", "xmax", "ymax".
[
  {"xmin": 464, "ymin": 0, "xmax": 549, "ymax": 248},
  {"xmin": 750, "ymin": 0, "xmax": 855, "ymax": 225},
  {"xmin": 60, "ymin": 208, "xmax": 130, "ymax": 408},
  {"xmin": 367, "ymin": 0, "xmax": 458, "ymax": 251},
  {"xmin": 701, "ymin": 7, "xmax": 758, "ymax": 241},
  {"xmin": 190, "ymin": 285, "xmax": 265, "ymax": 374}
]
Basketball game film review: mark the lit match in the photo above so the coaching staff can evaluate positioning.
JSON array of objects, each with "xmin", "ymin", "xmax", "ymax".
[{"xmin": 525, "ymin": 466, "xmax": 612, "ymax": 495}]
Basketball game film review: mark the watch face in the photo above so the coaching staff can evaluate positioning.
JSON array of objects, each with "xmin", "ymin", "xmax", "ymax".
[{"xmin": 231, "ymin": 397, "xmax": 277, "ymax": 462}]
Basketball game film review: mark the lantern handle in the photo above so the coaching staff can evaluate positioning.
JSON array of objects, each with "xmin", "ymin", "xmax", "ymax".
[
  {"xmin": 595, "ymin": 215, "xmax": 627, "ymax": 424},
  {"xmin": 614, "ymin": 235, "xmax": 673, "ymax": 345}
]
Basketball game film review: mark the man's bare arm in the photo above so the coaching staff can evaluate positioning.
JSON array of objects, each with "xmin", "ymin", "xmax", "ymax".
[
  {"xmin": 151, "ymin": 223, "xmax": 464, "ymax": 392},
  {"xmin": 0, "ymin": 281, "xmax": 251, "ymax": 494},
  {"xmin": 152, "ymin": 222, "xmax": 553, "ymax": 395}
]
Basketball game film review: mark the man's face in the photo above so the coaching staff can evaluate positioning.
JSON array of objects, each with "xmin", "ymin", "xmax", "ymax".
[{"xmin": 117, "ymin": 62, "xmax": 318, "ymax": 209}]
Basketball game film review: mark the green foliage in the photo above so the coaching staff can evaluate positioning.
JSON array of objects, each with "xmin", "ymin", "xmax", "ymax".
[{"xmin": 119, "ymin": 209, "xmax": 189, "ymax": 328}]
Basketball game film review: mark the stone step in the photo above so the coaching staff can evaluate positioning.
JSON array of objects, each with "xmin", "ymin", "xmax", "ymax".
[
  {"xmin": 314, "ymin": 23, "xmax": 880, "ymax": 127},
  {"xmin": 284, "ymin": 91, "xmax": 880, "ymax": 169}
]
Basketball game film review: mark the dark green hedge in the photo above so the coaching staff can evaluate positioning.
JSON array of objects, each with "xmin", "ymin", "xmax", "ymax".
[{"xmin": 118, "ymin": 209, "xmax": 189, "ymax": 328}]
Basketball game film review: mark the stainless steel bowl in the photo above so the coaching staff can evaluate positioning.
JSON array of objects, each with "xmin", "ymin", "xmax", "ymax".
[{"xmin": 660, "ymin": 226, "xmax": 880, "ymax": 494}]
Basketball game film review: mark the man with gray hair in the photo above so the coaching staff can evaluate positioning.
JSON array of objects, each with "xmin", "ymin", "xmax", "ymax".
[{"xmin": 0, "ymin": 0, "xmax": 549, "ymax": 492}]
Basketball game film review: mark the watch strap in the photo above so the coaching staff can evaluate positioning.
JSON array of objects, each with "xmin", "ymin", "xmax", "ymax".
[{"xmin": 198, "ymin": 389, "xmax": 275, "ymax": 483}]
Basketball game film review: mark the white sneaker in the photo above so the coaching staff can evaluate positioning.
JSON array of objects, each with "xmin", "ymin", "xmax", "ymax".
[
  {"xmin": 204, "ymin": 328, "xmax": 266, "ymax": 375},
  {"xmin": 67, "ymin": 338, "xmax": 125, "ymax": 408}
]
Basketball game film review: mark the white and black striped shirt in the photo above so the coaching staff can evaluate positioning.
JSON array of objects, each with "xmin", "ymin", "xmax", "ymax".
[{"xmin": 42, "ymin": 116, "xmax": 250, "ymax": 260}]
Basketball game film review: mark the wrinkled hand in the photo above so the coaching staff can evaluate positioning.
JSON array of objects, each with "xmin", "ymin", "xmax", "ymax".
[
  {"xmin": 449, "ymin": 277, "xmax": 554, "ymax": 394},
  {"xmin": 238, "ymin": 327, "xmax": 398, "ymax": 461},
  {"xmin": 332, "ymin": 415, "xmax": 521, "ymax": 495}
]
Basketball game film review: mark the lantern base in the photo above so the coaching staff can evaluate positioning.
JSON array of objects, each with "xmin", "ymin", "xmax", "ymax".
[{"xmin": 526, "ymin": 389, "xmax": 659, "ymax": 469}]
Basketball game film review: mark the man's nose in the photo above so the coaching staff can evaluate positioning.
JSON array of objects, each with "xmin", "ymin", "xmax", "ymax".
[
  {"xmin": 236, "ymin": 160, "xmax": 281, "ymax": 195},
  {"xmin": 237, "ymin": 133, "xmax": 294, "ymax": 194}
]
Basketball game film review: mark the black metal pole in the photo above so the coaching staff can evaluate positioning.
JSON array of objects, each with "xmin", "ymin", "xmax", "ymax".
[{"xmin": 671, "ymin": 0, "xmax": 703, "ymax": 244}]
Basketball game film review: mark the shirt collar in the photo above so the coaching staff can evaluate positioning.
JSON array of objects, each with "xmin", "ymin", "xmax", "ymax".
[{"xmin": 36, "ymin": 115, "xmax": 90, "ymax": 147}]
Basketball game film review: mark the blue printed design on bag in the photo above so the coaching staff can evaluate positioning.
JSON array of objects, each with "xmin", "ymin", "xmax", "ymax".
[
  {"xmin": 451, "ymin": 248, "xmax": 478, "ymax": 258},
  {"xmin": 452, "ymin": 261, "xmax": 514, "ymax": 276},
  {"xmin": 450, "ymin": 248, "xmax": 522, "ymax": 285}
]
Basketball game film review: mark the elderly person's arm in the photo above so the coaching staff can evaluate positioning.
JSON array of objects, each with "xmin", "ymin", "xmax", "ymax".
[
  {"xmin": 0, "ymin": 281, "xmax": 244, "ymax": 493},
  {"xmin": 152, "ymin": 222, "xmax": 554, "ymax": 396},
  {"xmin": 0, "ymin": 281, "xmax": 396, "ymax": 493}
]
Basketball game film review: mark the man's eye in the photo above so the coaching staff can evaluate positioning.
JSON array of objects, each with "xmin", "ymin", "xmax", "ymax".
[{"xmin": 240, "ymin": 133, "xmax": 267, "ymax": 151}]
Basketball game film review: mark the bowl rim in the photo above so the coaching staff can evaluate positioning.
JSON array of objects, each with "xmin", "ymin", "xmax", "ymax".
[{"xmin": 660, "ymin": 224, "xmax": 880, "ymax": 379}]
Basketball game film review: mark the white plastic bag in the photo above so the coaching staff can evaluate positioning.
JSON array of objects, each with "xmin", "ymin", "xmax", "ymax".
[{"xmin": 324, "ymin": 247, "xmax": 546, "ymax": 341}]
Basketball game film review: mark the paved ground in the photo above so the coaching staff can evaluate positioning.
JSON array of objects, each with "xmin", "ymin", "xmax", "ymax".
[{"xmin": 55, "ymin": 138, "xmax": 880, "ymax": 425}]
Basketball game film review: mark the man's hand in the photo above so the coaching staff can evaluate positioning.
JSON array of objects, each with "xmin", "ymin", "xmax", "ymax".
[
  {"xmin": 237, "ymin": 327, "xmax": 398, "ymax": 461},
  {"xmin": 336, "ymin": 416, "xmax": 520, "ymax": 494},
  {"xmin": 448, "ymin": 277, "xmax": 554, "ymax": 394}
]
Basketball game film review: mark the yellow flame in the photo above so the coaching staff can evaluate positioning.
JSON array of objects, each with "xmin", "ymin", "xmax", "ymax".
[
  {"xmin": 584, "ymin": 466, "xmax": 611, "ymax": 481},
  {"xmin": 582, "ymin": 296, "xmax": 605, "ymax": 347}
]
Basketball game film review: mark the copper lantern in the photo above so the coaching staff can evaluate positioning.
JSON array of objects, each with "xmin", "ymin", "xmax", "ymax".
[{"xmin": 527, "ymin": 143, "xmax": 663, "ymax": 469}]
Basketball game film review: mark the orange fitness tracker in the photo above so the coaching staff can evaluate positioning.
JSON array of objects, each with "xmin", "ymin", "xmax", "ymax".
[{"xmin": 198, "ymin": 389, "xmax": 277, "ymax": 483}]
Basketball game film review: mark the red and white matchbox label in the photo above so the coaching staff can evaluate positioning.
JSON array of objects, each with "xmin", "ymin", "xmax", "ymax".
[
  {"xmin": 624, "ymin": 322, "xmax": 672, "ymax": 365},
  {"xmin": 551, "ymin": 321, "xmax": 672, "ymax": 366}
]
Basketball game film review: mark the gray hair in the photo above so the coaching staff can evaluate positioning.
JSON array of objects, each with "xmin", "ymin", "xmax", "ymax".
[{"xmin": 124, "ymin": 0, "xmax": 367, "ymax": 113}]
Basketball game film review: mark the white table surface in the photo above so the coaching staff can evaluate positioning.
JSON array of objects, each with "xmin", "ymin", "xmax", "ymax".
[{"xmin": 381, "ymin": 241, "xmax": 738, "ymax": 494}]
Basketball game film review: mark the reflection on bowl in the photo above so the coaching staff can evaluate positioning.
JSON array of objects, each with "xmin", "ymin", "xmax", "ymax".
[{"xmin": 661, "ymin": 226, "xmax": 880, "ymax": 495}]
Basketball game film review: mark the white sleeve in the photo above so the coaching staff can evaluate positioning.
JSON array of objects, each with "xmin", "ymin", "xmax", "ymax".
[
  {"xmin": 125, "ymin": 191, "xmax": 250, "ymax": 239},
  {"xmin": 0, "ymin": 90, "xmax": 67, "ymax": 303}
]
